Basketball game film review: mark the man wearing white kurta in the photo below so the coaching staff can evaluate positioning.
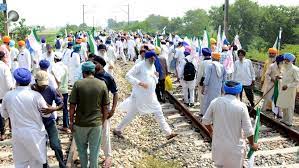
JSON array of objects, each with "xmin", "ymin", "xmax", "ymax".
[
  {"xmin": 17, "ymin": 41, "xmax": 32, "ymax": 71},
  {"xmin": 127, "ymin": 37, "xmax": 136, "ymax": 61},
  {"xmin": 41, "ymin": 44, "xmax": 55, "ymax": 73},
  {"xmin": 277, "ymin": 53, "xmax": 299, "ymax": 126},
  {"xmin": 69, "ymin": 45, "xmax": 82, "ymax": 86},
  {"xmin": 114, "ymin": 51, "xmax": 177, "ymax": 140},
  {"xmin": 203, "ymin": 81, "xmax": 258, "ymax": 168},
  {"xmin": 1, "ymin": 68, "xmax": 48, "ymax": 168},
  {"xmin": 0, "ymin": 51, "xmax": 14, "ymax": 141},
  {"xmin": 9, "ymin": 40, "xmax": 19, "ymax": 72}
]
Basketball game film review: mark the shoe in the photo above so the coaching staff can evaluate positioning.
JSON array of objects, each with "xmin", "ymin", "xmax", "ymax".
[
  {"xmin": 0, "ymin": 134, "xmax": 4, "ymax": 141},
  {"xmin": 113, "ymin": 129, "xmax": 124, "ymax": 139},
  {"xmin": 166, "ymin": 133, "xmax": 178, "ymax": 140}
]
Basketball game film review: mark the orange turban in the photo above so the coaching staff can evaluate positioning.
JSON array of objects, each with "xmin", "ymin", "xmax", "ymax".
[
  {"xmin": 2, "ymin": 36, "xmax": 10, "ymax": 43},
  {"xmin": 268, "ymin": 48, "xmax": 278, "ymax": 54},
  {"xmin": 212, "ymin": 52, "xmax": 221, "ymax": 60},
  {"xmin": 18, "ymin": 40, "xmax": 25, "ymax": 46}
]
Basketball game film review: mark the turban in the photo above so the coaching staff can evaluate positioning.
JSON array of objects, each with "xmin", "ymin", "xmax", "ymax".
[
  {"xmin": 9, "ymin": 40, "xmax": 15, "ymax": 47},
  {"xmin": 223, "ymin": 39, "xmax": 230, "ymax": 45},
  {"xmin": 73, "ymin": 44, "xmax": 81, "ymax": 52},
  {"xmin": 212, "ymin": 52, "xmax": 221, "ymax": 60},
  {"xmin": 2, "ymin": 36, "xmax": 10, "ymax": 43},
  {"xmin": 41, "ymin": 37, "xmax": 46, "ymax": 43},
  {"xmin": 35, "ymin": 70, "xmax": 49, "ymax": 86},
  {"xmin": 184, "ymin": 51, "xmax": 191, "ymax": 56},
  {"xmin": 283, "ymin": 53, "xmax": 295, "ymax": 62},
  {"xmin": 39, "ymin": 59, "xmax": 50, "ymax": 69},
  {"xmin": 13, "ymin": 68, "xmax": 31, "ymax": 85},
  {"xmin": 185, "ymin": 46, "xmax": 192, "ymax": 53},
  {"xmin": 82, "ymin": 61, "xmax": 95, "ymax": 73},
  {"xmin": 54, "ymin": 52, "xmax": 62, "ymax": 60},
  {"xmin": 67, "ymin": 42, "xmax": 73, "ymax": 47},
  {"xmin": 46, "ymin": 44, "xmax": 52, "ymax": 50},
  {"xmin": 202, "ymin": 48, "xmax": 211, "ymax": 56},
  {"xmin": 268, "ymin": 48, "xmax": 278, "ymax": 54},
  {"xmin": 155, "ymin": 47, "xmax": 161, "ymax": 55},
  {"xmin": 93, "ymin": 56, "xmax": 106, "ymax": 67},
  {"xmin": 98, "ymin": 44, "xmax": 107, "ymax": 50},
  {"xmin": 275, "ymin": 55, "xmax": 284, "ymax": 63},
  {"xmin": 105, "ymin": 40, "xmax": 111, "ymax": 45},
  {"xmin": 145, "ymin": 51, "xmax": 156, "ymax": 59},
  {"xmin": 210, "ymin": 38, "xmax": 216, "ymax": 44},
  {"xmin": 18, "ymin": 40, "xmax": 25, "ymax": 46},
  {"xmin": 224, "ymin": 81, "xmax": 243, "ymax": 95}
]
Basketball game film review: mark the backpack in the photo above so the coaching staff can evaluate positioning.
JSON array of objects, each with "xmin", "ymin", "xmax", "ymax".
[
  {"xmin": 183, "ymin": 58, "xmax": 196, "ymax": 81},
  {"xmin": 55, "ymin": 39, "xmax": 61, "ymax": 49}
]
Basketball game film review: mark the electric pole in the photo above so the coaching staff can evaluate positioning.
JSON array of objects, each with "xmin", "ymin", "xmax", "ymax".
[
  {"xmin": 224, "ymin": 0, "xmax": 229, "ymax": 36},
  {"xmin": 3, "ymin": 0, "xmax": 8, "ymax": 35},
  {"xmin": 127, "ymin": 4, "xmax": 130, "ymax": 26},
  {"xmin": 82, "ymin": 4, "xmax": 86, "ymax": 25}
]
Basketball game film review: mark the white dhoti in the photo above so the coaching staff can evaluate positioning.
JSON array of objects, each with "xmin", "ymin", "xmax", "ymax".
[{"xmin": 102, "ymin": 119, "xmax": 112, "ymax": 157}]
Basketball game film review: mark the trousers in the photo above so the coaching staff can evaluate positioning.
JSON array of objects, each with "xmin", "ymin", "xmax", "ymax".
[
  {"xmin": 74, "ymin": 125, "xmax": 102, "ymax": 168},
  {"xmin": 240, "ymin": 85, "xmax": 254, "ymax": 107},
  {"xmin": 281, "ymin": 106, "xmax": 295, "ymax": 125},
  {"xmin": 115, "ymin": 109, "xmax": 172, "ymax": 136},
  {"xmin": 102, "ymin": 119, "xmax": 112, "ymax": 157},
  {"xmin": 182, "ymin": 80, "xmax": 196, "ymax": 104}
]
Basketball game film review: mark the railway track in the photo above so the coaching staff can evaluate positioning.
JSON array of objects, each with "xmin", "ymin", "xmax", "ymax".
[
  {"xmin": 0, "ymin": 111, "xmax": 73, "ymax": 168},
  {"xmin": 166, "ymin": 78, "xmax": 299, "ymax": 167}
]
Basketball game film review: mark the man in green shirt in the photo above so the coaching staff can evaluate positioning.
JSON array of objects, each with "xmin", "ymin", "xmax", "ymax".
[{"xmin": 69, "ymin": 61, "xmax": 109, "ymax": 168}]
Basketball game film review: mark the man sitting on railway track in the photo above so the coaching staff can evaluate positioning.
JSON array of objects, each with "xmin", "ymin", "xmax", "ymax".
[
  {"xmin": 276, "ymin": 53, "xmax": 299, "ymax": 126},
  {"xmin": 203, "ymin": 80, "xmax": 258, "ymax": 168}
]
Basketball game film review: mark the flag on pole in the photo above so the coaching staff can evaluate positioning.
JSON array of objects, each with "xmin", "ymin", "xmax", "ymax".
[
  {"xmin": 32, "ymin": 28, "xmax": 40, "ymax": 42},
  {"xmin": 201, "ymin": 29, "xmax": 210, "ymax": 49},
  {"xmin": 168, "ymin": 33, "xmax": 173, "ymax": 42},
  {"xmin": 155, "ymin": 35, "xmax": 161, "ymax": 47},
  {"xmin": 234, "ymin": 35, "xmax": 242, "ymax": 50},
  {"xmin": 65, "ymin": 29, "xmax": 68, "ymax": 38},
  {"xmin": 247, "ymin": 108, "xmax": 261, "ymax": 168},
  {"xmin": 216, "ymin": 25, "xmax": 222, "ymax": 52},
  {"xmin": 223, "ymin": 47, "xmax": 234, "ymax": 74},
  {"xmin": 91, "ymin": 27, "xmax": 96, "ymax": 38},
  {"xmin": 273, "ymin": 27, "xmax": 283, "ymax": 51},
  {"xmin": 221, "ymin": 30, "xmax": 228, "ymax": 45},
  {"xmin": 87, "ymin": 32, "xmax": 97, "ymax": 54},
  {"xmin": 162, "ymin": 26, "xmax": 166, "ymax": 35},
  {"xmin": 27, "ymin": 29, "xmax": 41, "ymax": 53}
]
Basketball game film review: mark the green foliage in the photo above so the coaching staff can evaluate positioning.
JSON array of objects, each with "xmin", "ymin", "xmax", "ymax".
[
  {"xmin": 0, "ymin": 13, "xmax": 4, "ymax": 35},
  {"xmin": 11, "ymin": 18, "xmax": 31, "ymax": 40}
]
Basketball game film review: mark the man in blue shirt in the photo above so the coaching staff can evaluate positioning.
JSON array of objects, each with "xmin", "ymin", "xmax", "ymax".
[
  {"xmin": 93, "ymin": 56, "xmax": 118, "ymax": 167},
  {"xmin": 32, "ymin": 70, "xmax": 65, "ymax": 168}
]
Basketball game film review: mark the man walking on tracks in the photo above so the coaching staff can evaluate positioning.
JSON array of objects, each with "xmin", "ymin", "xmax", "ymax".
[
  {"xmin": 114, "ymin": 51, "xmax": 178, "ymax": 140},
  {"xmin": 276, "ymin": 53, "xmax": 299, "ymax": 126},
  {"xmin": 69, "ymin": 61, "xmax": 110, "ymax": 168},
  {"xmin": 203, "ymin": 80, "xmax": 258, "ymax": 168}
]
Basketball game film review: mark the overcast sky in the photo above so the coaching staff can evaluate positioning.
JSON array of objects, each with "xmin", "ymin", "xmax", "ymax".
[{"xmin": 3, "ymin": 0, "xmax": 299, "ymax": 28}]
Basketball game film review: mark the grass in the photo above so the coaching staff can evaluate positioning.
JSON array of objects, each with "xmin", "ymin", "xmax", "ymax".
[{"xmin": 135, "ymin": 155, "xmax": 181, "ymax": 168}]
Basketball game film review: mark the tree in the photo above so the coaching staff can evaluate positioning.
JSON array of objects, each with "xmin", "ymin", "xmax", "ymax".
[
  {"xmin": 0, "ymin": 13, "xmax": 4, "ymax": 35},
  {"xmin": 11, "ymin": 18, "xmax": 31, "ymax": 40},
  {"xmin": 182, "ymin": 9, "xmax": 210, "ymax": 37}
]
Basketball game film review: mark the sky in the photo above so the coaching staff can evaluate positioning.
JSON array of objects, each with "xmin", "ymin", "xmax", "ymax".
[{"xmin": 3, "ymin": 0, "xmax": 299, "ymax": 28}]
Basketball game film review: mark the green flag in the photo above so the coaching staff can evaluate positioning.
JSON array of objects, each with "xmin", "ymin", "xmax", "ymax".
[
  {"xmin": 273, "ymin": 80, "xmax": 279, "ymax": 106},
  {"xmin": 87, "ymin": 32, "xmax": 97, "ymax": 54},
  {"xmin": 247, "ymin": 108, "xmax": 261, "ymax": 168},
  {"xmin": 32, "ymin": 28, "xmax": 40, "ymax": 43}
]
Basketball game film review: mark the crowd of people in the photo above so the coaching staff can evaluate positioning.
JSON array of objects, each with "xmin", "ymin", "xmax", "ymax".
[{"xmin": 0, "ymin": 30, "xmax": 298, "ymax": 168}]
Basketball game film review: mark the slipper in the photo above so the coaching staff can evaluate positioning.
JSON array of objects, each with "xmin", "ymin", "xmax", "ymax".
[
  {"xmin": 166, "ymin": 133, "xmax": 178, "ymax": 140},
  {"xmin": 103, "ymin": 157, "xmax": 112, "ymax": 168},
  {"xmin": 113, "ymin": 130, "xmax": 124, "ymax": 139}
]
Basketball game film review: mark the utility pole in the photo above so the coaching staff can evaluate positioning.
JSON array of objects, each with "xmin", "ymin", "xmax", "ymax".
[
  {"xmin": 224, "ymin": 0, "xmax": 229, "ymax": 36},
  {"xmin": 3, "ymin": 0, "xmax": 8, "ymax": 35},
  {"xmin": 82, "ymin": 4, "xmax": 86, "ymax": 25},
  {"xmin": 127, "ymin": 4, "xmax": 130, "ymax": 26}
]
